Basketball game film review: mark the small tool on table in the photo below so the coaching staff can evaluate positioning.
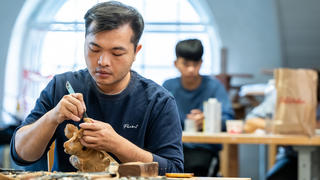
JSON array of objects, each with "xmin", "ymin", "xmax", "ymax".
[
  {"xmin": 165, "ymin": 173, "xmax": 194, "ymax": 178},
  {"xmin": 65, "ymin": 81, "xmax": 88, "ymax": 118}
]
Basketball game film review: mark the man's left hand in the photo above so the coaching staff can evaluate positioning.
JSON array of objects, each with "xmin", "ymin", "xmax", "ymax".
[{"xmin": 79, "ymin": 119, "xmax": 119, "ymax": 152}]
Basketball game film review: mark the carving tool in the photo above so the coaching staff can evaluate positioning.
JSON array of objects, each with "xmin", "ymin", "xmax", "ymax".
[{"xmin": 65, "ymin": 81, "xmax": 88, "ymax": 118}]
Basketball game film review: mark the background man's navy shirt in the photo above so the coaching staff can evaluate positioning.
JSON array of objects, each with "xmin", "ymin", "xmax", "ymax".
[{"xmin": 11, "ymin": 69, "xmax": 183, "ymax": 175}]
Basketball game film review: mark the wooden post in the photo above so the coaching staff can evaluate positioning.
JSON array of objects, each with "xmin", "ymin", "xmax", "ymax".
[
  {"xmin": 268, "ymin": 145, "xmax": 277, "ymax": 170},
  {"xmin": 220, "ymin": 143, "xmax": 238, "ymax": 177},
  {"xmin": 220, "ymin": 47, "xmax": 228, "ymax": 74}
]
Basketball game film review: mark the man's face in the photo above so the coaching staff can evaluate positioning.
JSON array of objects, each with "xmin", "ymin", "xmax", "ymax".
[
  {"xmin": 175, "ymin": 57, "xmax": 202, "ymax": 82},
  {"xmin": 84, "ymin": 24, "xmax": 141, "ymax": 93}
]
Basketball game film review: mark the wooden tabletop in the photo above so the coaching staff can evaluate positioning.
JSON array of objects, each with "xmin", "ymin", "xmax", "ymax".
[{"xmin": 182, "ymin": 132, "xmax": 320, "ymax": 145}]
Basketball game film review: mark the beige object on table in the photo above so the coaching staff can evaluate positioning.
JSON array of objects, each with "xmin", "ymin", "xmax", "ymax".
[
  {"xmin": 273, "ymin": 68, "xmax": 318, "ymax": 136},
  {"xmin": 243, "ymin": 118, "xmax": 266, "ymax": 133},
  {"xmin": 118, "ymin": 162, "xmax": 158, "ymax": 177}
]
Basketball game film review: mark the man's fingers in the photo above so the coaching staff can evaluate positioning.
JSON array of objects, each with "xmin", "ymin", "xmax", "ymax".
[
  {"xmin": 89, "ymin": 119, "xmax": 99, "ymax": 123},
  {"xmin": 190, "ymin": 109, "xmax": 202, "ymax": 114},
  {"xmin": 63, "ymin": 100, "xmax": 80, "ymax": 118},
  {"xmin": 81, "ymin": 134, "xmax": 97, "ymax": 144},
  {"xmin": 66, "ymin": 95, "xmax": 84, "ymax": 117},
  {"xmin": 196, "ymin": 114, "xmax": 204, "ymax": 121},
  {"xmin": 187, "ymin": 113, "xmax": 204, "ymax": 121},
  {"xmin": 79, "ymin": 138, "xmax": 95, "ymax": 149},
  {"xmin": 82, "ymin": 129, "xmax": 97, "ymax": 137},
  {"xmin": 71, "ymin": 93, "xmax": 87, "ymax": 112},
  {"xmin": 194, "ymin": 118, "xmax": 202, "ymax": 126},
  {"xmin": 64, "ymin": 110, "xmax": 80, "ymax": 122},
  {"xmin": 79, "ymin": 122, "xmax": 100, "ymax": 130}
]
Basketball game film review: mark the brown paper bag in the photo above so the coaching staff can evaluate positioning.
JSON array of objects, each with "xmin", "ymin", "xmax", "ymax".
[{"xmin": 273, "ymin": 68, "xmax": 318, "ymax": 136}]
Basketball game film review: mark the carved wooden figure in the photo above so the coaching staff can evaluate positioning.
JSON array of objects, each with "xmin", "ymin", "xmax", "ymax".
[{"xmin": 63, "ymin": 118, "xmax": 118, "ymax": 172}]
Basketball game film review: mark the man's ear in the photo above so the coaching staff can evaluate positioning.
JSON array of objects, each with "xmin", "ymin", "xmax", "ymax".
[
  {"xmin": 133, "ymin": 44, "xmax": 142, "ymax": 62},
  {"xmin": 135, "ymin": 44, "xmax": 142, "ymax": 54},
  {"xmin": 174, "ymin": 59, "xmax": 178, "ymax": 68}
]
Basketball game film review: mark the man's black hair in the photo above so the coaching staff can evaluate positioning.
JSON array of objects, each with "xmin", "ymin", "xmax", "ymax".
[
  {"xmin": 84, "ymin": 1, "xmax": 144, "ymax": 48},
  {"xmin": 175, "ymin": 39, "xmax": 203, "ymax": 61}
]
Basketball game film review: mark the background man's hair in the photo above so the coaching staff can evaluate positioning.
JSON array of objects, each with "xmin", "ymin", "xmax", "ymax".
[
  {"xmin": 84, "ymin": 1, "xmax": 144, "ymax": 48},
  {"xmin": 175, "ymin": 39, "xmax": 203, "ymax": 61}
]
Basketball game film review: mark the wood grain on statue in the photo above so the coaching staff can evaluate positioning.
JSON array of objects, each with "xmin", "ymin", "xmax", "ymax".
[
  {"xmin": 63, "ymin": 117, "xmax": 118, "ymax": 172},
  {"xmin": 118, "ymin": 162, "xmax": 158, "ymax": 177}
]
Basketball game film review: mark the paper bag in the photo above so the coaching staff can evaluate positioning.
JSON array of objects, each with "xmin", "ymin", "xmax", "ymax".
[{"xmin": 273, "ymin": 68, "xmax": 318, "ymax": 136}]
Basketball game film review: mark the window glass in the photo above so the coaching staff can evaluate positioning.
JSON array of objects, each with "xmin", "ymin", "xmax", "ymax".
[
  {"xmin": 54, "ymin": 0, "xmax": 96, "ymax": 22},
  {"xmin": 39, "ymin": 31, "xmax": 85, "ymax": 76},
  {"xmin": 36, "ymin": 0, "xmax": 212, "ymax": 85},
  {"xmin": 144, "ymin": 0, "xmax": 200, "ymax": 23},
  {"xmin": 5, "ymin": 0, "xmax": 217, "ymax": 117}
]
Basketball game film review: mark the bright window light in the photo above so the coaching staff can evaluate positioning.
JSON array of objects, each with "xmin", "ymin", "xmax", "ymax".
[{"xmin": 4, "ymin": 0, "xmax": 218, "ymax": 119}]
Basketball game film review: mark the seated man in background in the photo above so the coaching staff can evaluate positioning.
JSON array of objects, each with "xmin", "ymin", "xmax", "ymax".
[
  {"xmin": 163, "ymin": 39, "xmax": 234, "ymax": 176},
  {"xmin": 244, "ymin": 70, "xmax": 320, "ymax": 180}
]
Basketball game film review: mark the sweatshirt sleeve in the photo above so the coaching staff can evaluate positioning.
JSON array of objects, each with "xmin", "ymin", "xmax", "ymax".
[{"xmin": 145, "ymin": 95, "xmax": 184, "ymax": 175}]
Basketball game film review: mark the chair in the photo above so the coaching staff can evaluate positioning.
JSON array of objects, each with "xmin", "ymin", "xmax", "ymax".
[{"xmin": 47, "ymin": 141, "xmax": 55, "ymax": 171}]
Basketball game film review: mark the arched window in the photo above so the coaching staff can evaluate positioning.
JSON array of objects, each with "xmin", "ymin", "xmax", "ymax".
[{"xmin": 3, "ymin": 0, "xmax": 221, "ymax": 122}]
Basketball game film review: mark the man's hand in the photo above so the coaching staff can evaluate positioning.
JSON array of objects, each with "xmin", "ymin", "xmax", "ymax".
[
  {"xmin": 50, "ymin": 93, "xmax": 86, "ymax": 124},
  {"xmin": 79, "ymin": 119, "xmax": 153, "ymax": 163},
  {"xmin": 187, "ymin": 109, "xmax": 204, "ymax": 131},
  {"xmin": 79, "ymin": 119, "xmax": 119, "ymax": 152},
  {"xmin": 14, "ymin": 93, "xmax": 86, "ymax": 161}
]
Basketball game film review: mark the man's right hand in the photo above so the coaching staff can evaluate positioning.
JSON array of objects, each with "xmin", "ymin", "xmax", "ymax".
[
  {"xmin": 50, "ymin": 93, "xmax": 87, "ymax": 124},
  {"xmin": 14, "ymin": 93, "xmax": 86, "ymax": 161}
]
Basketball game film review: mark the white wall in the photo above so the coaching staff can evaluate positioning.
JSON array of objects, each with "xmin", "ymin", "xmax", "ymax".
[
  {"xmin": 205, "ymin": 0, "xmax": 283, "ymax": 85},
  {"xmin": 202, "ymin": 1, "xmax": 320, "ymax": 178},
  {"xmin": 203, "ymin": 1, "xmax": 283, "ymax": 179},
  {"xmin": 278, "ymin": 0, "xmax": 320, "ymax": 68}
]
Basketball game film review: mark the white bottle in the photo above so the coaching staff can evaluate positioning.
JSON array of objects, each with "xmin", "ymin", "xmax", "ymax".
[{"xmin": 204, "ymin": 98, "xmax": 221, "ymax": 133}]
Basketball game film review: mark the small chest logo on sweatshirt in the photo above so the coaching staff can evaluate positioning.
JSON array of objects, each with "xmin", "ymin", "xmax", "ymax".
[{"xmin": 123, "ymin": 124, "xmax": 139, "ymax": 129}]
